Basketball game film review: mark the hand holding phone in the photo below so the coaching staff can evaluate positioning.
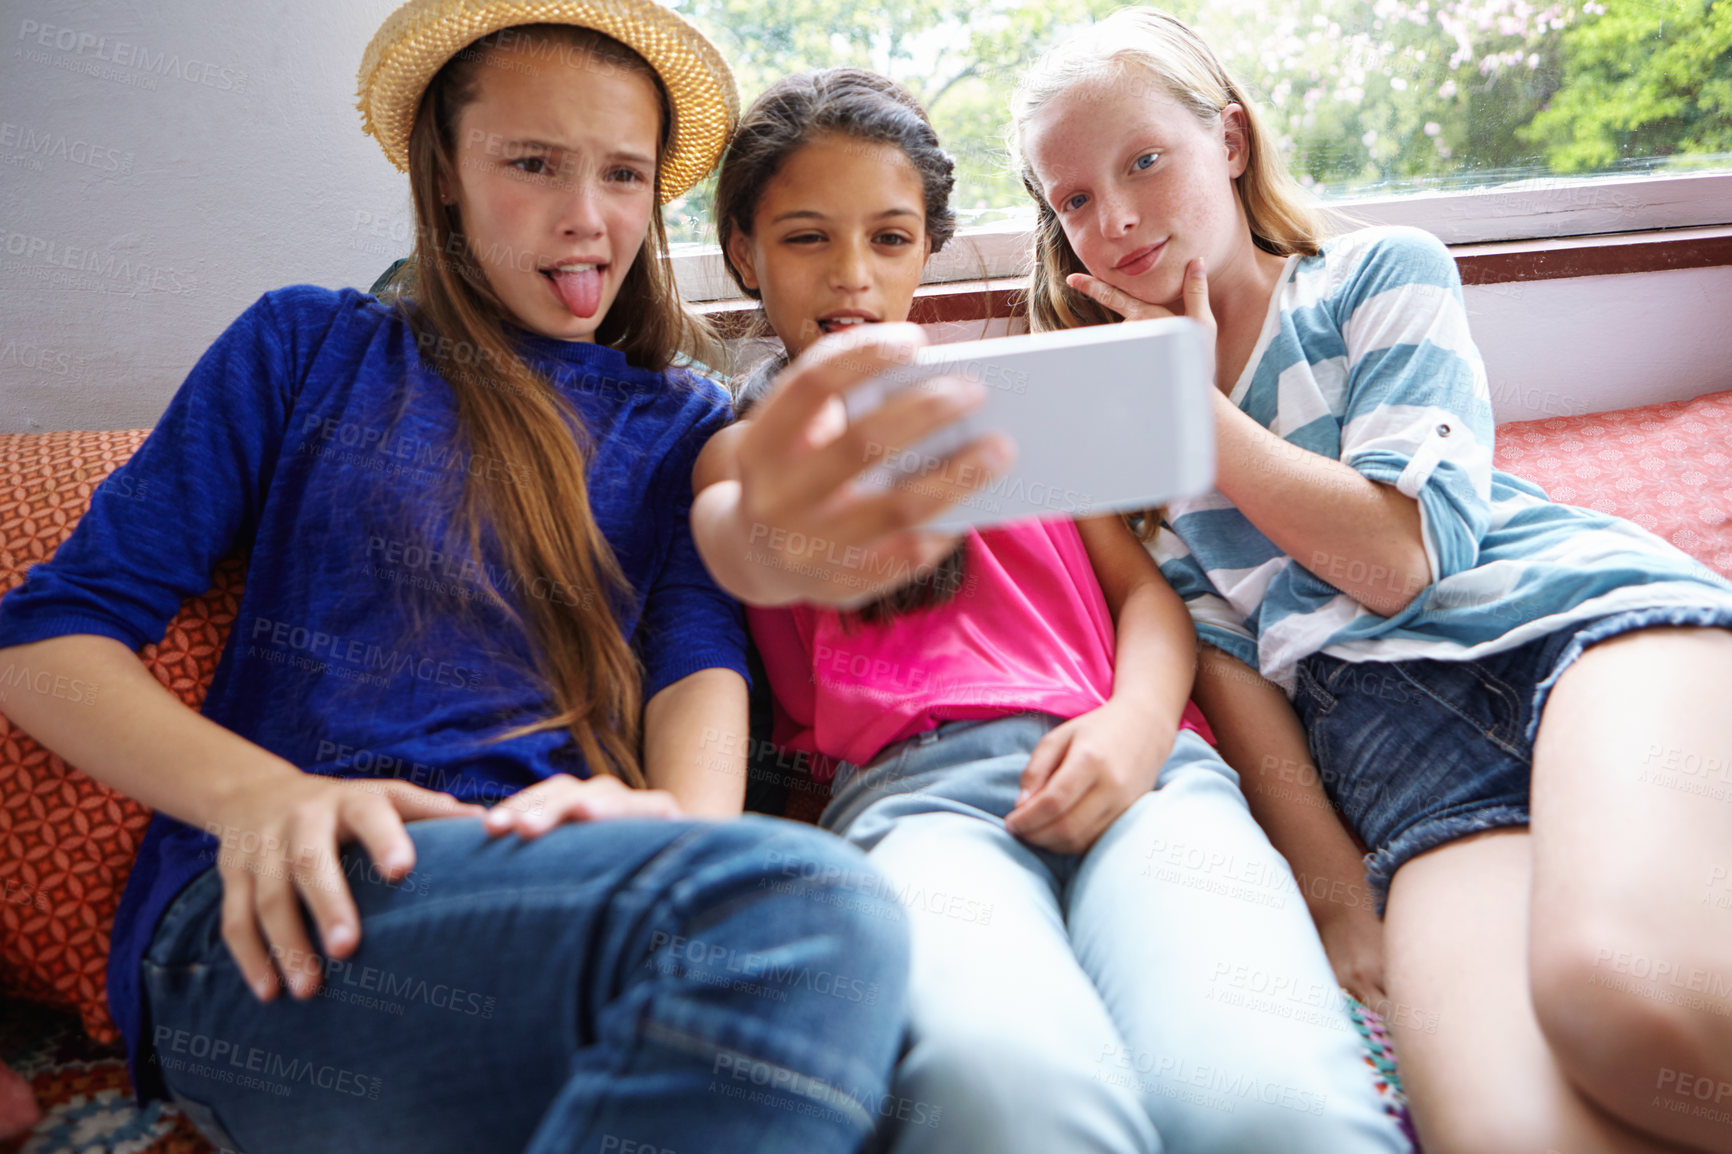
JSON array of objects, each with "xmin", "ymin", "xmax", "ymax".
[{"xmin": 844, "ymin": 317, "xmax": 1216, "ymax": 530}]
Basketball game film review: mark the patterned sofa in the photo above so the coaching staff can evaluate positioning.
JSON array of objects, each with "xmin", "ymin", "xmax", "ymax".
[{"xmin": 3, "ymin": 389, "xmax": 1732, "ymax": 1152}]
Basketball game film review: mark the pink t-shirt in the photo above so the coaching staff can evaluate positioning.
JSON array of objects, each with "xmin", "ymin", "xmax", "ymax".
[{"xmin": 748, "ymin": 518, "xmax": 1213, "ymax": 778}]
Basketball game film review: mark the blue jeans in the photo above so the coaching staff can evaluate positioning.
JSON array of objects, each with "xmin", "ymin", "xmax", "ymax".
[
  {"xmin": 1292, "ymin": 604, "xmax": 1732, "ymax": 909},
  {"xmin": 140, "ymin": 815, "xmax": 910, "ymax": 1154},
  {"xmin": 822, "ymin": 714, "xmax": 1411, "ymax": 1154}
]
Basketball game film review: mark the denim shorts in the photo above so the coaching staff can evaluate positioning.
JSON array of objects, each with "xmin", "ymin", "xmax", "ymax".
[{"xmin": 1291, "ymin": 605, "xmax": 1732, "ymax": 914}]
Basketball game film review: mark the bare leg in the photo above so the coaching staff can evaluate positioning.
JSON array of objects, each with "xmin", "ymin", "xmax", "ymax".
[
  {"xmin": 1384, "ymin": 829, "xmax": 1685, "ymax": 1154},
  {"xmin": 1529, "ymin": 627, "xmax": 1732, "ymax": 1152}
]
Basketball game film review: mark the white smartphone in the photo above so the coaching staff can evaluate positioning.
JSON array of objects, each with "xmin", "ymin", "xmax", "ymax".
[{"xmin": 843, "ymin": 317, "xmax": 1217, "ymax": 530}]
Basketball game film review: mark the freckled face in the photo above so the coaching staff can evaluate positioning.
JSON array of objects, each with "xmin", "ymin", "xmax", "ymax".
[
  {"xmin": 442, "ymin": 42, "xmax": 662, "ymax": 340},
  {"xmin": 1024, "ymin": 79, "xmax": 1250, "ymax": 312},
  {"xmin": 726, "ymin": 134, "xmax": 932, "ymax": 359}
]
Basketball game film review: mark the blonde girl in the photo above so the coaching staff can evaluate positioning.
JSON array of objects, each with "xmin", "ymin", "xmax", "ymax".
[{"xmin": 1010, "ymin": 9, "xmax": 1732, "ymax": 1154}]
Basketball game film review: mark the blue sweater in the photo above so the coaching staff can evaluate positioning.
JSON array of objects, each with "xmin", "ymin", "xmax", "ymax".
[{"xmin": 0, "ymin": 285, "xmax": 749, "ymax": 1099}]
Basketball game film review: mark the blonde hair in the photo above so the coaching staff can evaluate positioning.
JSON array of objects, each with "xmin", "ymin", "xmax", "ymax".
[{"xmin": 1010, "ymin": 7, "xmax": 1339, "ymax": 335}]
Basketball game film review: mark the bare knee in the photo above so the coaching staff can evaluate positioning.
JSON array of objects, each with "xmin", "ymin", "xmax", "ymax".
[{"xmin": 1531, "ymin": 928, "xmax": 1732, "ymax": 1124}]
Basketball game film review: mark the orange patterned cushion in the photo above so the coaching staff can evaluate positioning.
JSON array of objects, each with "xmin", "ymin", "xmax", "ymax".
[
  {"xmin": 1, "ymin": 390, "xmax": 1728, "ymax": 1044},
  {"xmin": 1495, "ymin": 389, "xmax": 1732, "ymax": 581},
  {"xmin": 0, "ymin": 430, "xmax": 245, "ymax": 1043}
]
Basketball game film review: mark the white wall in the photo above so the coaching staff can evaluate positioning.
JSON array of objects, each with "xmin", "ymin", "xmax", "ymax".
[
  {"xmin": 2, "ymin": 2, "xmax": 1727, "ymax": 433},
  {"xmin": 1466, "ymin": 266, "xmax": 1732, "ymax": 423},
  {"xmin": 1, "ymin": 0, "xmax": 412, "ymax": 432}
]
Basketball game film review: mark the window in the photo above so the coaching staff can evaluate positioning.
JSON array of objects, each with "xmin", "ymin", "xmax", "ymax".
[{"xmin": 665, "ymin": 0, "xmax": 1732, "ymax": 298}]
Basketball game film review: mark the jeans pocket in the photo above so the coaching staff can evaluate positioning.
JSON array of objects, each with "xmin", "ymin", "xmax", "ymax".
[
  {"xmin": 143, "ymin": 867, "xmax": 225, "ymax": 970},
  {"xmin": 1395, "ymin": 658, "xmax": 1527, "ymax": 756},
  {"xmin": 1463, "ymin": 661, "xmax": 1527, "ymax": 750},
  {"xmin": 140, "ymin": 941, "xmax": 263, "ymax": 1137}
]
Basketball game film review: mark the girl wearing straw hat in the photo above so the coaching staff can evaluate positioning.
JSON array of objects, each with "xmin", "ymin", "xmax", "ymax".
[{"xmin": 0, "ymin": 3, "xmax": 922, "ymax": 1151}]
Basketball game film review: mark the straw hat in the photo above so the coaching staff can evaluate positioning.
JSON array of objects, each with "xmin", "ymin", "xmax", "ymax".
[{"xmin": 357, "ymin": 0, "xmax": 738, "ymax": 203}]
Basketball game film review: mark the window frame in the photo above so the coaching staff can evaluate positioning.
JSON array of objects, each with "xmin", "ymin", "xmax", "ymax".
[{"xmin": 672, "ymin": 169, "xmax": 1732, "ymax": 303}]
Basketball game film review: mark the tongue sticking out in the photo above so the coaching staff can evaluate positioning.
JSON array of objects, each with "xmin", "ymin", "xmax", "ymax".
[{"xmin": 548, "ymin": 267, "xmax": 602, "ymax": 318}]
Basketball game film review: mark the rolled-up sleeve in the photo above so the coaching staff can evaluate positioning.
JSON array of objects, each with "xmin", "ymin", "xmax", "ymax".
[{"xmin": 1335, "ymin": 228, "xmax": 1496, "ymax": 584}]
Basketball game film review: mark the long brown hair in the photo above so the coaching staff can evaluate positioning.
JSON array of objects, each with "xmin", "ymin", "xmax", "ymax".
[{"xmin": 397, "ymin": 24, "xmax": 716, "ymax": 786}]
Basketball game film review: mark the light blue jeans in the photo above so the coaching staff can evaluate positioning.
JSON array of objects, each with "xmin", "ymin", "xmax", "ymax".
[{"xmin": 821, "ymin": 713, "xmax": 1412, "ymax": 1154}]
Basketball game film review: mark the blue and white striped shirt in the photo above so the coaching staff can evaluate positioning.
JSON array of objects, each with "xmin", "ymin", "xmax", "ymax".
[{"xmin": 1153, "ymin": 226, "xmax": 1732, "ymax": 691}]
